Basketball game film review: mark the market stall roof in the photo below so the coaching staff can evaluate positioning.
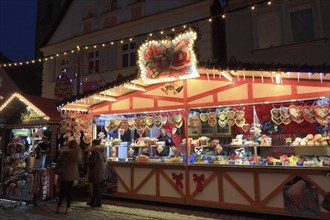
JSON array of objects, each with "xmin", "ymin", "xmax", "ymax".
[
  {"xmin": 0, "ymin": 92, "xmax": 62, "ymax": 123},
  {"xmin": 57, "ymin": 62, "xmax": 330, "ymax": 114},
  {"xmin": 0, "ymin": 67, "xmax": 20, "ymax": 101}
]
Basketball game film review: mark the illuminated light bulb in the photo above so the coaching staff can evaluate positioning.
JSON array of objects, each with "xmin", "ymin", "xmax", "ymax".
[
  {"xmin": 111, "ymin": 42, "xmax": 114, "ymax": 45},
  {"xmin": 26, "ymin": 61, "xmax": 29, "ymax": 64},
  {"xmin": 50, "ymin": 57, "xmax": 53, "ymax": 59},
  {"xmin": 251, "ymin": 6, "xmax": 255, "ymax": 10},
  {"xmin": 94, "ymin": 45, "xmax": 97, "ymax": 48},
  {"xmin": 222, "ymin": 14, "xmax": 226, "ymax": 19},
  {"xmin": 71, "ymin": 50, "xmax": 74, "ymax": 53},
  {"xmin": 208, "ymin": 18, "xmax": 212, "ymax": 22},
  {"xmin": 8, "ymin": 64, "xmax": 12, "ymax": 66},
  {"xmin": 149, "ymin": 33, "xmax": 152, "ymax": 36},
  {"xmin": 183, "ymin": 25, "xmax": 186, "ymax": 28},
  {"xmin": 64, "ymin": 52, "xmax": 67, "ymax": 55},
  {"xmin": 129, "ymin": 38, "xmax": 132, "ymax": 41},
  {"xmin": 160, "ymin": 31, "xmax": 164, "ymax": 34},
  {"xmin": 102, "ymin": 44, "xmax": 105, "ymax": 47},
  {"xmin": 32, "ymin": 60, "xmax": 35, "ymax": 63},
  {"xmin": 14, "ymin": 63, "xmax": 17, "ymax": 66},
  {"xmin": 268, "ymin": 1, "xmax": 271, "ymax": 5},
  {"xmin": 38, "ymin": 59, "xmax": 42, "ymax": 62},
  {"xmin": 120, "ymin": 40, "xmax": 123, "ymax": 44},
  {"xmin": 56, "ymin": 54, "xmax": 59, "ymax": 56},
  {"xmin": 172, "ymin": 28, "xmax": 175, "ymax": 32}
]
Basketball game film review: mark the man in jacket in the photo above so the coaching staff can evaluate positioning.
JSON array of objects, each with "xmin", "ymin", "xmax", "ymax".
[{"xmin": 87, "ymin": 139, "xmax": 107, "ymax": 207}]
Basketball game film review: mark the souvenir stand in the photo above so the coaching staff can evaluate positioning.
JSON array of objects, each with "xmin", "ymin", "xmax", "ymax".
[
  {"xmin": 57, "ymin": 30, "xmax": 330, "ymax": 219},
  {"xmin": 0, "ymin": 92, "xmax": 61, "ymax": 207}
]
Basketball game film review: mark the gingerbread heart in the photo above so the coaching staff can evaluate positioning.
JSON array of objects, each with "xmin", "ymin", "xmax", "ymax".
[
  {"xmin": 291, "ymin": 115, "xmax": 304, "ymax": 124},
  {"xmin": 153, "ymin": 115, "xmax": 162, "ymax": 125},
  {"xmin": 280, "ymin": 107, "xmax": 290, "ymax": 118},
  {"xmin": 270, "ymin": 108, "xmax": 281, "ymax": 119},
  {"xmin": 315, "ymin": 115, "xmax": 330, "ymax": 125},
  {"xmin": 314, "ymin": 104, "xmax": 329, "ymax": 118},
  {"xmin": 146, "ymin": 116, "xmax": 154, "ymax": 126},
  {"xmin": 235, "ymin": 110, "xmax": 245, "ymax": 120},
  {"xmin": 271, "ymin": 116, "xmax": 282, "ymax": 125},
  {"xmin": 226, "ymin": 110, "xmax": 235, "ymax": 119},
  {"xmin": 167, "ymin": 115, "xmax": 174, "ymax": 124},
  {"xmin": 208, "ymin": 112, "xmax": 217, "ymax": 119},
  {"xmin": 235, "ymin": 118, "xmax": 245, "ymax": 127},
  {"xmin": 139, "ymin": 116, "xmax": 147, "ymax": 126},
  {"xmin": 281, "ymin": 115, "xmax": 292, "ymax": 125},
  {"xmin": 175, "ymin": 120, "xmax": 183, "ymax": 128},
  {"xmin": 289, "ymin": 105, "xmax": 303, "ymax": 118},
  {"xmin": 172, "ymin": 127, "xmax": 177, "ymax": 135},
  {"xmin": 208, "ymin": 117, "xmax": 217, "ymax": 127},
  {"xmin": 173, "ymin": 113, "xmax": 182, "ymax": 123},
  {"xmin": 134, "ymin": 117, "xmax": 141, "ymax": 127},
  {"xmin": 218, "ymin": 112, "xmax": 227, "ymax": 121},
  {"xmin": 162, "ymin": 116, "xmax": 167, "ymax": 125},
  {"xmin": 304, "ymin": 116, "xmax": 316, "ymax": 123},
  {"xmin": 127, "ymin": 118, "xmax": 135, "ymax": 126},
  {"xmin": 114, "ymin": 118, "xmax": 122, "ymax": 126},
  {"xmin": 137, "ymin": 128, "xmax": 144, "ymax": 136},
  {"xmin": 242, "ymin": 124, "xmax": 250, "ymax": 132},
  {"xmin": 200, "ymin": 113, "xmax": 209, "ymax": 122},
  {"xmin": 302, "ymin": 106, "xmax": 315, "ymax": 118},
  {"xmin": 228, "ymin": 118, "xmax": 236, "ymax": 127},
  {"xmin": 189, "ymin": 116, "xmax": 200, "ymax": 127},
  {"xmin": 218, "ymin": 119, "xmax": 227, "ymax": 127},
  {"xmin": 109, "ymin": 120, "xmax": 116, "ymax": 127}
]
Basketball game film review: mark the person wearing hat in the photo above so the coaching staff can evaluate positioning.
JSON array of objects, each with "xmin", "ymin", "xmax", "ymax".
[{"xmin": 156, "ymin": 128, "xmax": 175, "ymax": 156}]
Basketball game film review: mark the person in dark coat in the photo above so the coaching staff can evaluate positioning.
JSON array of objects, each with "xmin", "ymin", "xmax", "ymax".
[
  {"xmin": 87, "ymin": 139, "xmax": 107, "ymax": 207},
  {"xmin": 55, "ymin": 140, "xmax": 82, "ymax": 214},
  {"xmin": 156, "ymin": 128, "xmax": 175, "ymax": 156}
]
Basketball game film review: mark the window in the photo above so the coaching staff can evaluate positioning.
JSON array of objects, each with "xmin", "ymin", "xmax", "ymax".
[
  {"xmin": 256, "ymin": 11, "xmax": 281, "ymax": 48},
  {"xmin": 122, "ymin": 42, "xmax": 136, "ymax": 68},
  {"xmin": 88, "ymin": 50, "xmax": 99, "ymax": 74},
  {"xmin": 60, "ymin": 57, "xmax": 69, "ymax": 75},
  {"xmin": 290, "ymin": 8, "xmax": 315, "ymax": 43}
]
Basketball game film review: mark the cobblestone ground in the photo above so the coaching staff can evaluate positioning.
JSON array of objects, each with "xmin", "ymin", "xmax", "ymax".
[{"xmin": 0, "ymin": 197, "xmax": 314, "ymax": 220}]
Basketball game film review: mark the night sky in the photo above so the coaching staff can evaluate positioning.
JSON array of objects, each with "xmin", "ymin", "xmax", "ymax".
[{"xmin": 0, "ymin": 0, "xmax": 38, "ymax": 62}]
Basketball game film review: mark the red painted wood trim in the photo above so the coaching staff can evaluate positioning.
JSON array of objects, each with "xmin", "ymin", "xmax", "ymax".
[
  {"xmin": 223, "ymin": 172, "xmax": 255, "ymax": 205},
  {"xmin": 248, "ymin": 83, "xmax": 253, "ymax": 99},
  {"xmin": 138, "ymin": 93, "xmax": 184, "ymax": 103},
  {"xmin": 133, "ymin": 168, "xmax": 155, "ymax": 193},
  {"xmin": 160, "ymin": 169, "xmax": 185, "ymax": 198}
]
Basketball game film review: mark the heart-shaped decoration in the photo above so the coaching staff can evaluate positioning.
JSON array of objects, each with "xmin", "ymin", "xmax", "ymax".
[
  {"xmin": 141, "ymin": 123, "xmax": 150, "ymax": 130},
  {"xmin": 139, "ymin": 116, "xmax": 147, "ymax": 126},
  {"xmin": 157, "ymin": 146, "xmax": 163, "ymax": 154},
  {"xmin": 121, "ymin": 120, "xmax": 129, "ymax": 132},
  {"xmin": 281, "ymin": 115, "xmax": 292, "ymax": 125},
  {"xmin": 128, "ymin": 124, "xmax": 136, "ymax": 130},
  {"xmin": 280, "ymin": 107, "xmax": 290, "ymax": 118},
  {"xmin": 175, "ymin": 120, "xmax": 183, "ymax": 128},
  {"xmin": 235, "ymin": 118, "xmax": 245, "ymax": 127},
  {"xmin": 109, "ymin": 120, "xmax": 116, "ymax": 127},
  {"xmin": 314, "ymin": 104, "xmax": 329, "ymax": 118},
  {"xmin": 271, "ymin": 116, "xmax": 282, "ymax": 125},
  {"xmin": 218, "ymin": 119, "xmax": 227, "ymax": 127},
  {"xmin": 200, "ymin": 113, "xmax": 209, "ymax": 122},
  {"xmin": 218, "ymin": 112, "xmax": 227, "ymax": 121},
  {"xmin": 153, "ymin": 115, "xmax": 162, "ymax": 125},
  {"xmin": 172, "ymin": 127, "xmax": 177, "ymax": 135},
  {"xmin": 270, "ymin": 108, "xmax": 281, "ymax": 119},
  {"xmin": 235, "ymin": 110, "xmax": 245, "ymax": 120},
  {"xmin": 168, "ymin": 115, "xmax": 174, "ymax": 124},
  {"xmin": 162, "ymin": 116, "xmax": 167, "ymax": 125},
  {"xmin": 119, "ymin": 128, "xmax": 125, "ymax": 135},
  {"xmin": 208, "ymin": 112, "xmax": 217, "ymax": 119},
  {"xmin": 173, "ymin": 113, "xmax": 182, "ymax": 123},
  {"xmin": 304, "ymin": 116, "xmax": 316, "ymax": 123},
  {"xmin": 114, "ymin": 118, "xmax": 122, "ymax": 126},
  {"xmin": 111, "ymin": 124, "xmax": 118, "ymax": 131},
  {"xmin": 241, "ymin": 124, "xmax": 250, "ymax": 132},
  {"xmin": 137, "ymin": 128, "xmax": 144, "ymax": 136},
  {"xmin": 146, "ymin": 116, "xmax": 154, "ymax": 126},
  {"xmin": 104, "ymin": 125, "xmax": 110, "ymax": 133},
  {"xmin": 155, "ymin": 123, "xmax": 163, "ymax": 129},
  {"xmin": 289, "ymin": 105, "xmax": 303, "ymax": 118},
  {"xmin": 302, "ymin": 106, "xmax": 315, "ymax": 118},
  {"xmin": 127, "ymin": 118, "xmax": 135, "ymax": 126},
  {"xmin": 315, "ymin": 115, "xmax": 330, "ymax": 125},
  {"xmin": 228, "ymin": 118, "xmax": 236, "ymax": 127},
  {"xmin": 189, "ymin": 116, "xmax": 200, "ymax": 127},
  {"xmin": 291, "ymin": 115, "xmax": 304, "ymax": 124},
  {"xmin": 208, "ymin": 117, "xmax": 217, "ymax": 127},
  {"xmin": 194, "ymin": 146, "xmax": 203, "ymax": 155},
  {"xmin": 226, "ymin": 110, "xmax": 235, "ymax": 119},
  {"xmin": 105, "ymin": 120, "xmax": 111, "ymax": 127},
  {"xmin": 235, "ymin": 148, "xmax": 245, "ymax": 157}
]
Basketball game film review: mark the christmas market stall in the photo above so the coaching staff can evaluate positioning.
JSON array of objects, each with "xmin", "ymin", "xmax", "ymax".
[
  {"xmin": 57, "ymin": 30, "xmax": 330, "ymax": 219},
  {"xmin": 0, "ymin": 92, "xmax": 61, "ymax": 205}
]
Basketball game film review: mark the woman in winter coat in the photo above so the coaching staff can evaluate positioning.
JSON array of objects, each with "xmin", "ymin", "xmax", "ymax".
[
  {"xmin": 55, "ymin": 140, "xmax": 82, "ymax": 214},
  {"xmin": 87, "ymin": 139, "xmax": 107, "ymax": 207}
]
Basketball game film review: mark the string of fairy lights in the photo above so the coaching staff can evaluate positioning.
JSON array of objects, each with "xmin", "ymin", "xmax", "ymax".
[{"xmin": 0, "ymin": 0, "xmax": 275, "ymax": 69}]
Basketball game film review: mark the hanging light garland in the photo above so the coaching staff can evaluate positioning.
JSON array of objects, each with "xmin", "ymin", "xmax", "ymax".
[{"xmin": 0, "ymin": 0, "xmax": 274, "ymax": 69}]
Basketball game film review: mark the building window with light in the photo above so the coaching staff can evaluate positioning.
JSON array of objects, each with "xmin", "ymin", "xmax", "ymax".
[
  {"xmin": 122, "ymin": 42, "xmax": 136, "ymax": 68},
  {"xmin": 88, "ymin": 50, "xmax": 99, "ymax": 74},
  {"xmin": 60, "ymin": 57, "xmax": 69, "ymax": 75}
]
